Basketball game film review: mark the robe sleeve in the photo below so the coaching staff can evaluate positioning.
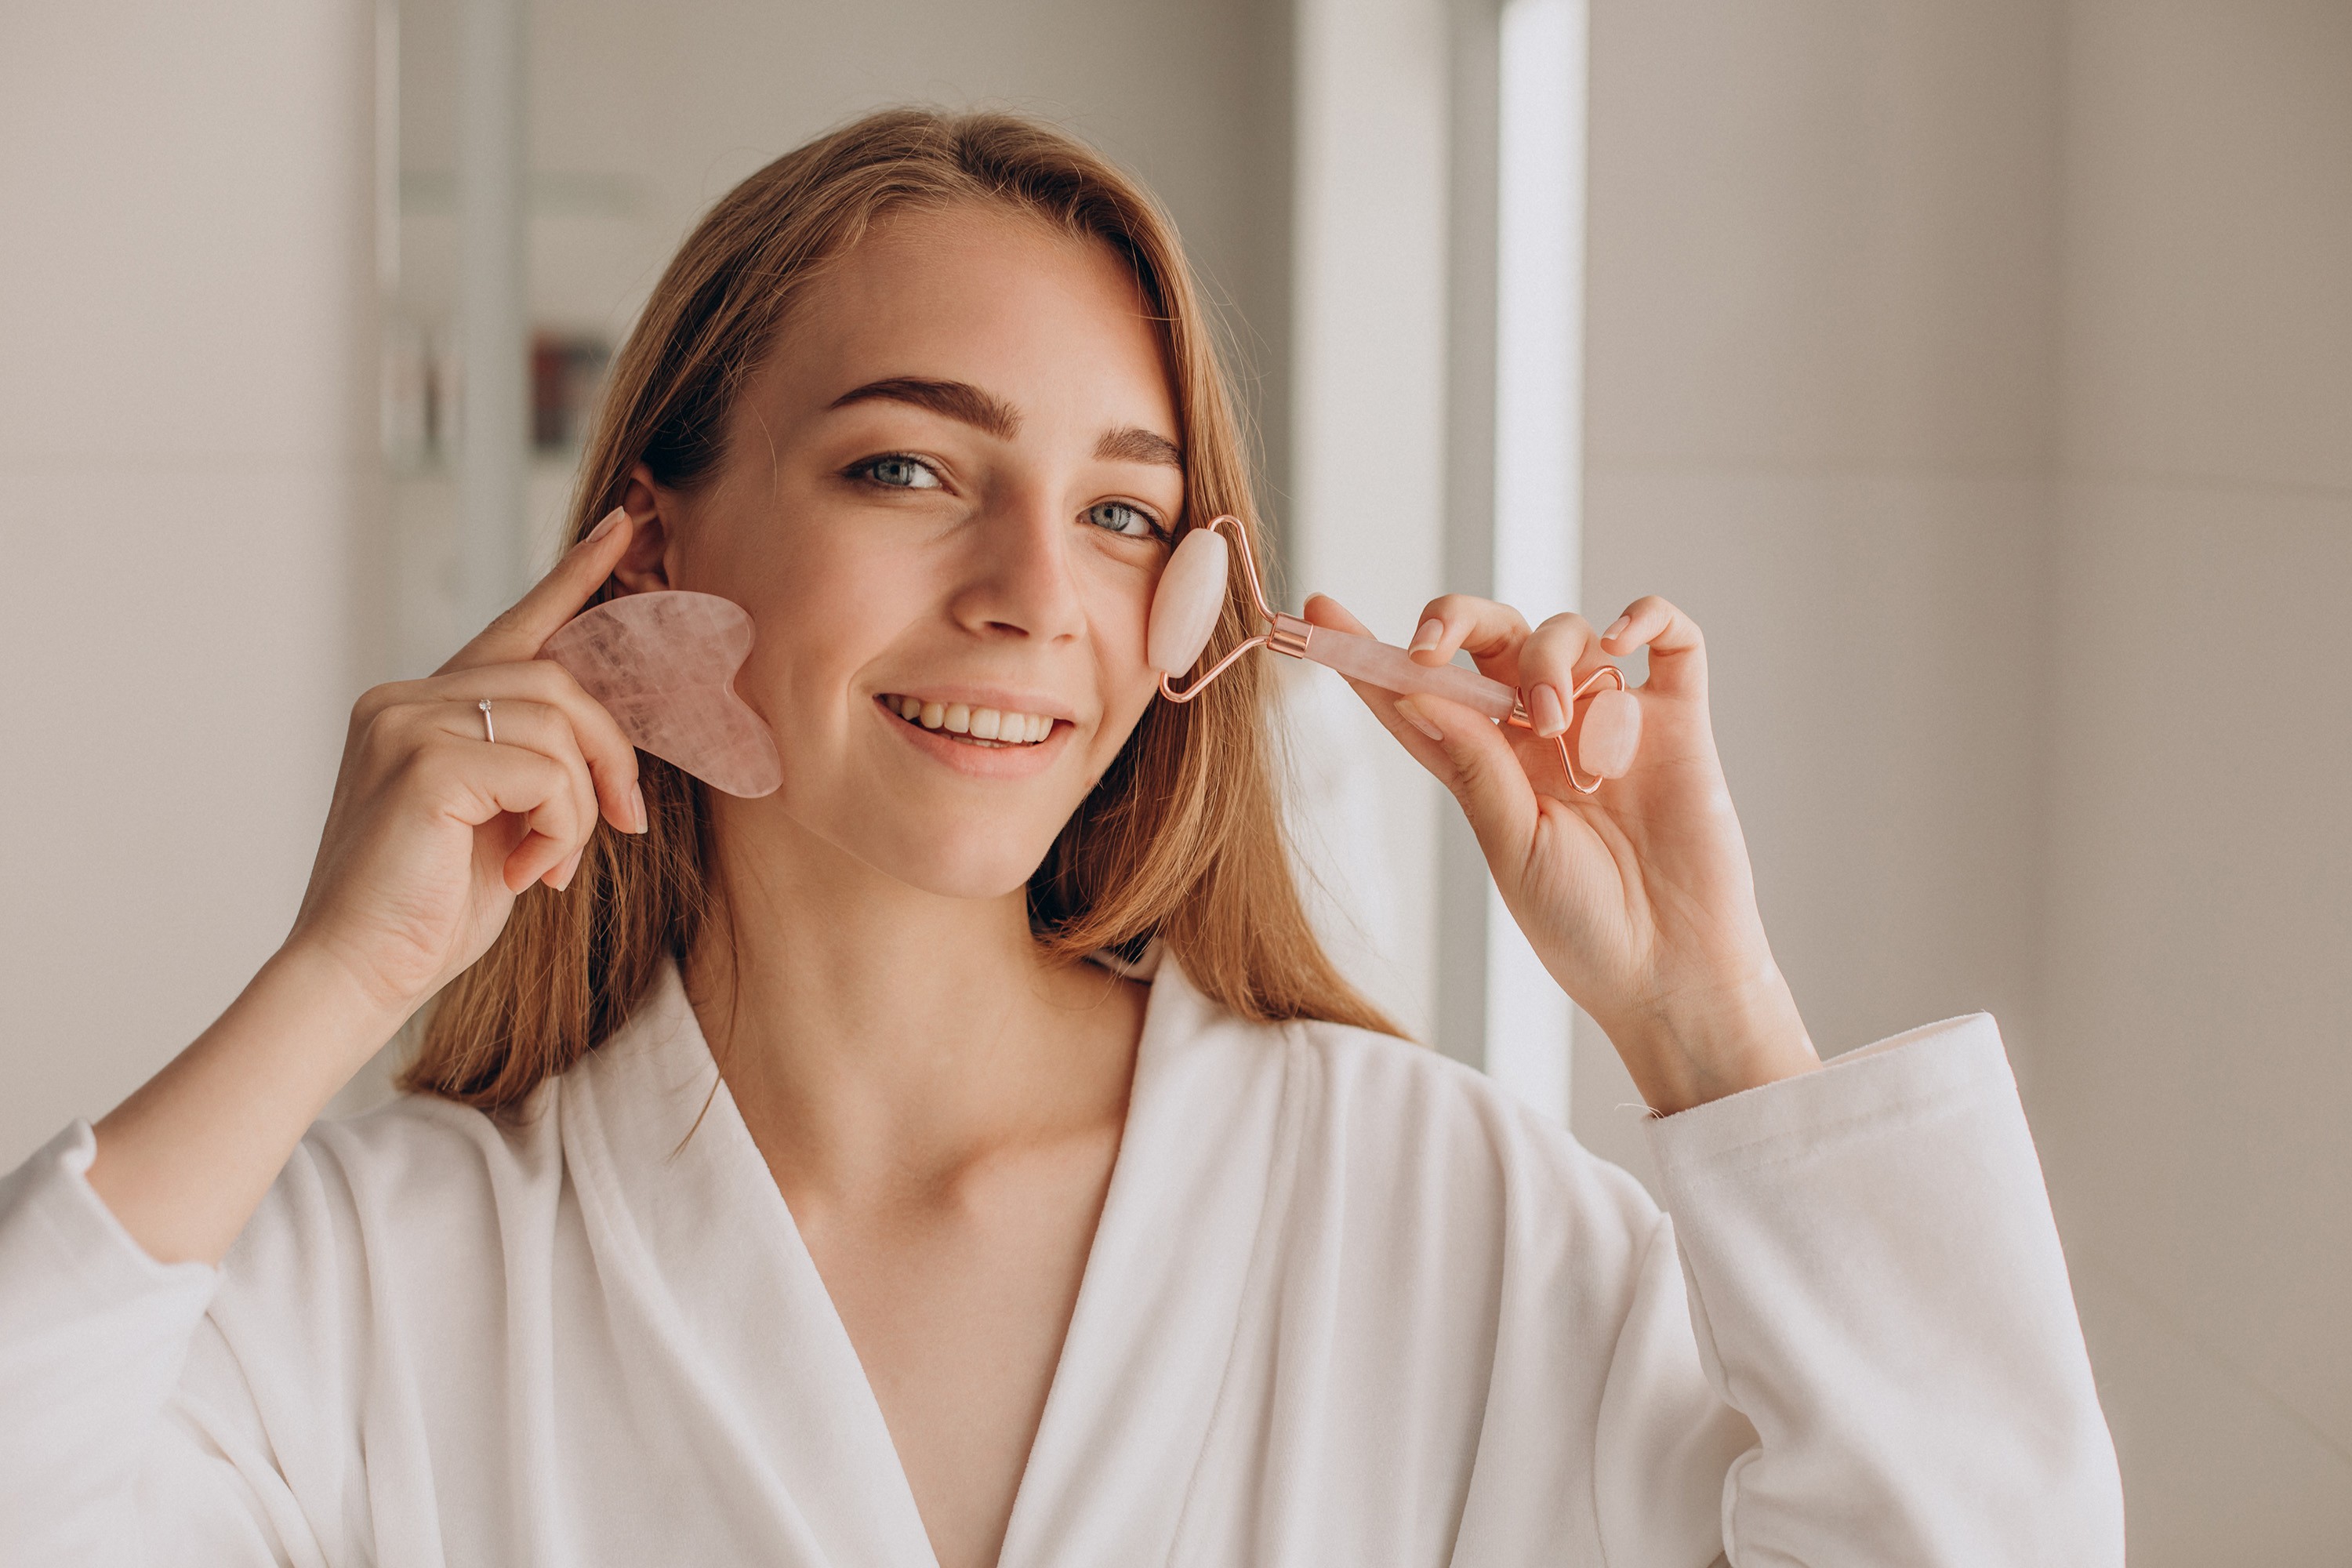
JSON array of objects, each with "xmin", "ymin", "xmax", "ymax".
[
  {"xmin": 1613, "ymin": 1012, "xmax": 2125, "ymax": 1566},
  {"xmin": 0, "ymin": 1119, "xmax": 328, "ymax": 1566}
]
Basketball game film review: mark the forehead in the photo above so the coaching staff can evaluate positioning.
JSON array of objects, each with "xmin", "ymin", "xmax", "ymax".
[{"xmin": 758, "ymin": 201, "xmax": 1177, "ymax": 431}]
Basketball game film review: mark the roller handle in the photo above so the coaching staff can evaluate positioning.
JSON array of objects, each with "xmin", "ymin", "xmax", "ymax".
[{"xmin": 1296, "ymin": 625, "xmax": 1522, "ymax": 722}]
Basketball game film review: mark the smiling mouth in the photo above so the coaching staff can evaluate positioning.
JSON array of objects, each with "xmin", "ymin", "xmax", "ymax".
[{"xmin": 879, "ymin": 694, "xmax": 1059, "ymax": 748}]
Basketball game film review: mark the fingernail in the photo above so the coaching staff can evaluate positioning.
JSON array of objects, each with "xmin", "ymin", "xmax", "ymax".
[
  {"xmin": 554, "ymin": 847, "xmax": 585, "ymax": 891},
  {"xmin": 1530, "ymin": 682, "xmax": 1568, "ymax": 738},
  {"xmin": 1408, "ymin": 618, "xmax": 1445, "ymax": 655},
  {"xmin": 585, "ymin": 507, "xmax": 626, "ymax": 545},
  {"xmin": 1602, "ymin": 614, "xmax": 1632, "ymax": 644},
  {"xmin": 1394, "ymin": 695, "xmax": 1446, "ymax": 742},
  {"xmin": 630, "ymin": 782, "xmax": 648, "ymax": 835}
]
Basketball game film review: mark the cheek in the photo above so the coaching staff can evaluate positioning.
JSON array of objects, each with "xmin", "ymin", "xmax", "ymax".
[
  {"xmin": 695, "ymin": 529, "xmax": 917, "ymax": 731},
  {"xmin": 1083, "ymin": 563, "xmax": 1164, "ymax": 742}
]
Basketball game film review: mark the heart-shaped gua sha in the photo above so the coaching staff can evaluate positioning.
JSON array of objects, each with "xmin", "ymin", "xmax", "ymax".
[{"xmin": 540, "ymin": 591, "xmax": 783, "ymax": 798}]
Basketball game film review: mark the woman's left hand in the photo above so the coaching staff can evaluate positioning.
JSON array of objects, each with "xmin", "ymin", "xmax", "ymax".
[{"xmin": 1302, "ymin": 593, "xmax": 1820, "ymax": 1115}]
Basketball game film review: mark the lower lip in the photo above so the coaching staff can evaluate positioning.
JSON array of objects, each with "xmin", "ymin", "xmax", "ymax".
[{"xmin": 877, "ymin": 696, "xmax": 1067, "ymax": 777}]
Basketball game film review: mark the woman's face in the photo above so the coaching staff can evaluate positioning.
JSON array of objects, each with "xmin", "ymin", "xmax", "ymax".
[{"xmin": 622, "ymin": 203, "xmax": 1186, "ymax": 900}]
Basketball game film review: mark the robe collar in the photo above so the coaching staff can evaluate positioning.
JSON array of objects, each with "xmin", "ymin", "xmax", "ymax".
[{"xmin": 554, "ymin": 943, "xmax": 1294, "ymax": 1567}]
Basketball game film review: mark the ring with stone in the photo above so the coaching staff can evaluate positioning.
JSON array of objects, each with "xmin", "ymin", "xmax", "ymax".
[{"xmin": 477, "ymin": 699, "xmax": 497, "ymax": 744}]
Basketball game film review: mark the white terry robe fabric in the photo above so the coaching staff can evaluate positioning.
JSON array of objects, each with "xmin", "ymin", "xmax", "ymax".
[{"xmin": 0, "ymin": 950, "xmax": 2122, "ymax": 1566}]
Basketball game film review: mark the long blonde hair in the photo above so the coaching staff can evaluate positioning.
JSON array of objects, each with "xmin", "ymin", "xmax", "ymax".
[{"xmin": 403, "ymin": 107, "xmax": 1396, "ymax": 1112}]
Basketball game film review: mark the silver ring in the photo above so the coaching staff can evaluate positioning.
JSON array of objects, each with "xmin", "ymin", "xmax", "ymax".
[{"xmin": 477, "ymin": 699, "xmax": 496, "ymax": 744}]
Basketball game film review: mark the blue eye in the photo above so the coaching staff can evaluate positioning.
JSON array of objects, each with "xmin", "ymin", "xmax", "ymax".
[
  {"xmin": 1085, "ymin": 500, "xmax": 1159, "ymax": 539},
  {"xmin": 861, "ymin": 454, "xmax": 943, "ymax": 490}
]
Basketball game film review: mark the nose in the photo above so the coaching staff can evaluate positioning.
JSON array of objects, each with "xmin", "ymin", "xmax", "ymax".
[{"xmin": 944, "ymin": 491, "xmax": 1090, "ymax": 645}]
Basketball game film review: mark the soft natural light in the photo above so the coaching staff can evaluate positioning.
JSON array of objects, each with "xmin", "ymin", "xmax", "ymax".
[{"xmin": 1484, "ymin": 0, "xmax": 1588, "ymax": 1123}]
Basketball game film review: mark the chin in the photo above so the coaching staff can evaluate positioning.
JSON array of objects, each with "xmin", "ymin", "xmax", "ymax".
[{"xmin": 859, "ymin": 825, "xmax": 1062, "ymax": 904}]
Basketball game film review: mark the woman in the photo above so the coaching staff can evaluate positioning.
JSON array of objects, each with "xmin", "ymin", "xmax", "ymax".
[{"xmin": 0, "ymin": 110, "xmax": 2121, "ymax": 1566}]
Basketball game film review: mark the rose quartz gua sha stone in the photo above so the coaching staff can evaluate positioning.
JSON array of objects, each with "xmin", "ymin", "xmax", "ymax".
[{"xmin": 540, "ymin": 592, "xmax": 783, "ymax": 798}]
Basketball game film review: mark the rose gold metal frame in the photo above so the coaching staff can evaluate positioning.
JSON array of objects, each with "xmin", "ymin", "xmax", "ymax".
[{"xmin": 1157, "ymin": 514, "xmax": 1629, "ymax": 794}]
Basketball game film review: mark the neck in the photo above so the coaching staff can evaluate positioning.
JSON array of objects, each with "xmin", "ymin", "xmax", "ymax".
[{"xmin": 681, "ymin": 804, "xmax": 1145, "ymax": 1206}]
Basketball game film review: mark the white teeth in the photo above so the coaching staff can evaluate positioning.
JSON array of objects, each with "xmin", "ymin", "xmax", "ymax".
[{"xmin": 887, "ymin": 696, "xmax": 1054, "ymax": 744}]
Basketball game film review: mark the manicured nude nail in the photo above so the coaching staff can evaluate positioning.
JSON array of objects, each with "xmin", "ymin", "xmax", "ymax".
[
  {"xmin": 554, "ymin": 847, "xmax": 585, "ymax": 891},
  {"xmin": 1530, "ymin": 682, "xmax": 1568, "ymax": 737},
  {"xmin": 630, "ymin": 782, "xmax": 649, "ymax": 834},
  {"xmin": 1602, "ymin": 614, "xmax": 1632, "ymax": 644},
  {"xmin": 1394, "ymin": 695, "xmax": 1446, "ymax": 742},
  {"xmin": 1408, "ymin": 619, "xmax": 1445, "ymax": 655},
  {"xmin": 585, "ymin": 507, "xmax": 626, "ymax": 545}
]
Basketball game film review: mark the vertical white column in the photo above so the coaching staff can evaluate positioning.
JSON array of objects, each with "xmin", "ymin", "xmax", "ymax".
[
  {"xmin": 1285, "ymin": 0, "xmax": 1454, "ymax": 1039},
  {"xmin": 1483, "ymin": 0, "xmax": 1588, "ymax": 1118},
  {"xmin": 457, "ymin": 0, "xmax": 530, "ymax": 624}
]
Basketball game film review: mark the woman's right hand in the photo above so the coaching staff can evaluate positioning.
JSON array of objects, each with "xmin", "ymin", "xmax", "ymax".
[{"xmin": 283, "ymin": 509, "xmax": 648, "ymax": 1022}]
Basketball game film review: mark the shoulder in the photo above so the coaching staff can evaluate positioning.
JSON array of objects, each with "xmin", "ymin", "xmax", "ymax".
[
  {"xmin": 1145, "ymin": 987, "xmax": 1700, "ymax": 1483},
  {"xmin": 220, "ymin": 1085, "xmax": 558, "ymax": 1306},
  {"xmin": 1285, "ymin": 1015, "xmax": 1657, "ymax": 1218},
  {"xmin": 1145, "ymin": 952, "xmax": 1662, "ymax": 1254},
  {"xmin": 1162, "ymin": 990, "xmax": 1671, "ymax": 1299}
]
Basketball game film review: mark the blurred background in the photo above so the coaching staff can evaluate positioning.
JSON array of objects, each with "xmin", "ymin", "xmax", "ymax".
[{"xmin": 3, "ymin": 0, "xmax": 2347, "ymax": 1556}]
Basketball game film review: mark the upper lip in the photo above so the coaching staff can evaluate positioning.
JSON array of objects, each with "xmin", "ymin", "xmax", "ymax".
[{"xmin": 873, "ymin": 687, "xmax": 1078, "ymax": 722}]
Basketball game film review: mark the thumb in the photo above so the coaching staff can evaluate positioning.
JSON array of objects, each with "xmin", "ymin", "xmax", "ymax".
[{"xmin": 1392, "ymin": 693, "xmax": 1537, "ymax": 859}]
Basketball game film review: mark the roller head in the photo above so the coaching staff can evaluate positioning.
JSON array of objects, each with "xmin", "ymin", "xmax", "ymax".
[
  {"xmin": 1148, "ymin": 525, "xmax": 1232, "ymax": 676},
  {"xmin": 1575, "ymin": 687, "xmax": 1642, "ymax": 781}
]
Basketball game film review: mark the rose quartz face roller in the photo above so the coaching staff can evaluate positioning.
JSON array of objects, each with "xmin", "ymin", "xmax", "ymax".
[
  {"xmin": 541, "ymin": 591, "xmax": 784, "ymax": 798},
  {"xmin": 1150, "ymin": 515, "xmax": 1642, "ymax": 792}
]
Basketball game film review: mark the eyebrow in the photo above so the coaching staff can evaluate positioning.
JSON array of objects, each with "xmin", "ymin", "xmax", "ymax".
[
  {"xmin": 1095, "ymin": 425, "xmax": 1183, "ymax": 469},
  {"xmin": 829, "ymin": 377, "xmax": 1019, "ymax": 440},
  {"xmin": 828, "ymin": 376, "xmax": 1182, "ymax": 470}
]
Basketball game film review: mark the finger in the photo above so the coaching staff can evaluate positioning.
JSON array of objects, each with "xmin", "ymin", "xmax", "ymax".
[
  {"xmin": 1301, "ymin": 592, "xmax": 1373, "ymax": 639},
  {"xmin": 416, "ymin": 659, "xmax": 646, "ymax": 835},
  {"xmin": 1403, "ymin": 594, "xmax": 1534, "ymax": 695},
  {"xmin": 437, "ymin": 506, "xmax": 636, "ymax": 677},
  {"xmin": 1390, "ymin": 693, "xmax": 1539, "ymax": 863},
  {"xmin": 408, "ymin": 732, "xmax": 586, "ymax": 893},
  {"xmin": 419, "ymin": 697, "xmax": 604, "ymax": 866},
  {"xmin": 1599, "ymin": 595, "xmax": 1708, "ymax": 701},
  {"xmin": 1516, "ymin": 612, "xmax": 1609, "ymax": 739},
  {"xmin": 1301, "ymin": 594, "xmax": 1472, "ymax": 768}
]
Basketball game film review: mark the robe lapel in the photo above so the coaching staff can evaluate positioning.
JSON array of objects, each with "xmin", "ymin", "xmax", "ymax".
[
  {"xmin": 995, "ymin": 952, "xmax": 1293, "ymax": 1568},
  {"xmin": 557, "ymin": 961, "xmax": 940, "ymax": 1568}
]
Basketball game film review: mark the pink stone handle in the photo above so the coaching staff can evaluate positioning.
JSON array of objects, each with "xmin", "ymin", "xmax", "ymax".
[
  {"xmin": 539, "ymin": 591, "xmax": 783, "ymax": 799},
  {"xmin": 1298, "ymin": 626, "xmax": 1522, "ymax": 721}
]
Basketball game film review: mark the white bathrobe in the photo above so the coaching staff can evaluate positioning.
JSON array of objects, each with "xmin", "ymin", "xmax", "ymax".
[{"xmin": 0, "ymin": 951, "xmax": 2122, "ymax": 1566}]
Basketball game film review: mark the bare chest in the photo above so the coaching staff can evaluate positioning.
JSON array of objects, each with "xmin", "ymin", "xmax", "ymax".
[{"xmin": 793, "ymin": 1135, "xmax": 1120, "ymax": 1568}]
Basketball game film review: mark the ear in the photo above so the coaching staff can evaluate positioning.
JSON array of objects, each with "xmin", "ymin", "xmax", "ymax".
[{"xmin": 612, "ymin": 463, "xmax": 679, "ymax": 594}]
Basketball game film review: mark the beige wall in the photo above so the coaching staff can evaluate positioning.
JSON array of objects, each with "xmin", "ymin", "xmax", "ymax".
[
  {"xmin": 1580, "ymin": 0, "xmax": 2352, "ymax": 1550},
  {"xmin": 2038, "ymin": 0, "xmax": 2352, "ymax": 1555},
  {"xmin": 1575, "ymin": 0, "xmax": 2062, "ymax": 1185},
  {"xmin": 0, "ymin": 0, "xmax": 379, "ymax": 1167}
]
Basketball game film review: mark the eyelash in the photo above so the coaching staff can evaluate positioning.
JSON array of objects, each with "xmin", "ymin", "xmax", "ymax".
[{"xmin": 848, "ymin": 453, "xmax": 1169, "ymax": 541}]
